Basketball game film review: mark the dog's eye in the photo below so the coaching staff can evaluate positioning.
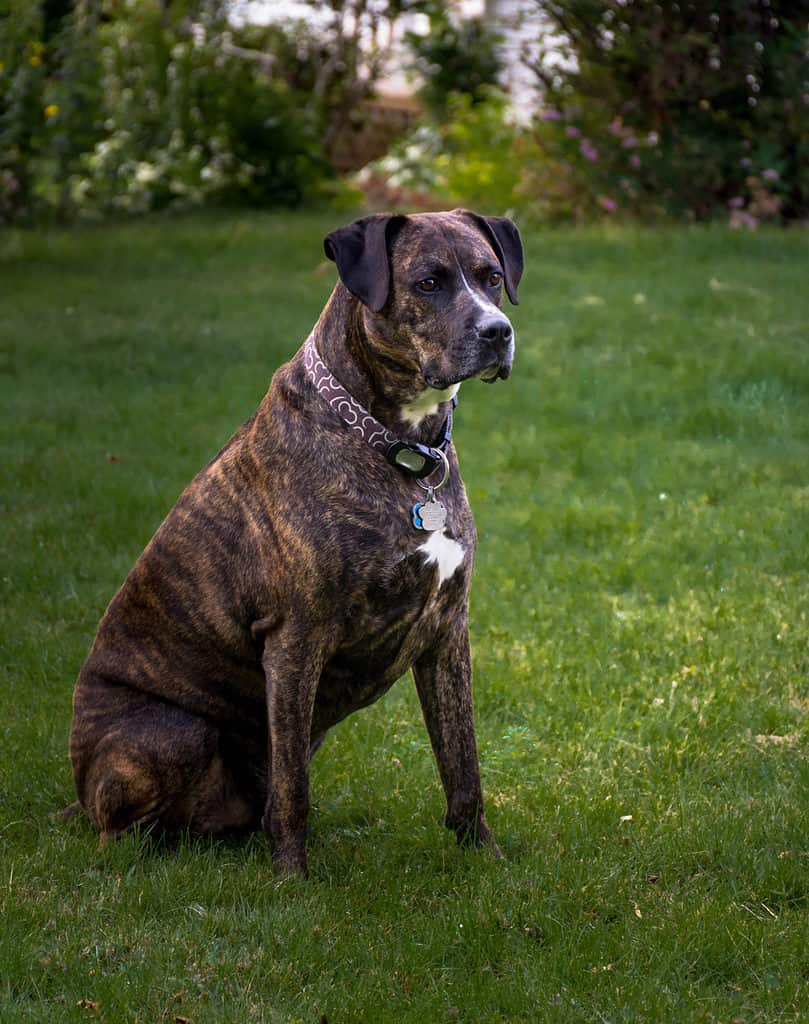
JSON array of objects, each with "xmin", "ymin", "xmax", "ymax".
[
  {"xmin": 417, "ymin": 278, "xmax": 439, "ymax": 293},
  {"xmin": 488, "ymin": 271, "xmax": 503, "ymax": 287}
]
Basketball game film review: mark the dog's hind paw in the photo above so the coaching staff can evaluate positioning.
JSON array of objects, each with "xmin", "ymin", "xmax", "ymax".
[{"xmin": 55, "ymin": 801, "xmax": 83, "ymax": 823}]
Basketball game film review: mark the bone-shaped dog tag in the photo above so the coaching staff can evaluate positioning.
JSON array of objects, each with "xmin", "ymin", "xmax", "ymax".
[{"xmin": 412, "ymin": 498, "xmax": 447, "ymax": 532}]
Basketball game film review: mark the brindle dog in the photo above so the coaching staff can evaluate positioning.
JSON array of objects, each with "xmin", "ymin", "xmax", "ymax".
[{"xmin": 66, "ymin": 209, "xmax": 523, "ymax": 876}]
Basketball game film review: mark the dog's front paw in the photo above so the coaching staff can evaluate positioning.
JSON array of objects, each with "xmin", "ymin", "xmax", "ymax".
[
  {"xmin": 271, "ymin": 843, "xmax": 309, "ymax": 879},
  {"xmin": 469, "ymin": 819, "xmax": 505, "ymax": 860},
  {"xmin": 447, "ymin": 809, "xmax": 504, "ymax": 859},
  {"xmin": 263, "ymin": 805, "xmax": 309, "ymax": 878}
]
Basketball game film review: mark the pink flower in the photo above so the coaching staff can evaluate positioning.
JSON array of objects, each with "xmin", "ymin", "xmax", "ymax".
[
  {"xmin": 762, "ymin": 168, "xmax": 779, "ymax": 182},
  {"xmin": 565, "ymin": 125, "xmax": 581, "ymax": 138},
  {"xmin": 621, "ymin": 135, "xmax": 638, "ymax": 149},
  {"xmin": 542, "ymin": 108, "xmax": 562, "ymax": 121},
  {"xmin": 580, "ymin": 140, "xmax": 599, "ymax": 161},
  {"xmin": 629, "ymin": 153, "xmax": 641, "ymax": 169},
  {"xmin": 728, "ymin": 196, "xmax": 745, "ymax": 208},
  {"xmin": 599, "ymin": 196, "xmax": 617, "ymax": 212},
  {"xmin": 730, "ymin": 210, "xmax": 758, "ymax": 230},
  {"xmin": 608, "ymin": 119, "xmax": 623, "ymax": 135}
]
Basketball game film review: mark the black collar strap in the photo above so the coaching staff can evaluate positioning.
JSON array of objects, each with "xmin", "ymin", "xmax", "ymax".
[{"xmin": 303, "ymin": 335, "xmax": 455, "ymax": 479}]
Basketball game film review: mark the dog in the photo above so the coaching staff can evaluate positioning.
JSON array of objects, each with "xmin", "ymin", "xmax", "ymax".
[{"xmin": 65, "ymin": 209, "xmax": 523, "ymax": 876}]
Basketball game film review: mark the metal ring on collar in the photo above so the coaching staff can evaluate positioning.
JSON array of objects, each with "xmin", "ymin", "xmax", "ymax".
[{"xmin": 416, "ymin": 447, "xmax": 450, "ymax": 492}]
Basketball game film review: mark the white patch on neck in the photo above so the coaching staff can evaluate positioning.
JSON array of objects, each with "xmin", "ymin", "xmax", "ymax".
[
  {"xmin": 418, "ymin": 530, "xmax": 465, "ymax": 584},
  {"xmin": 400, "ymin": 382, "xmax": 460, "ymax": 427}
]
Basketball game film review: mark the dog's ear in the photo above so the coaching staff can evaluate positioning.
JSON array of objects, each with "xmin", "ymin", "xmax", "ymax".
[
  {"xmin": 323, "ymin": 214, "xmax": 405, "ymax": 313},
  {"xmin": 457, "ymin": 211, "xmax": 524, "ymax": 305}
]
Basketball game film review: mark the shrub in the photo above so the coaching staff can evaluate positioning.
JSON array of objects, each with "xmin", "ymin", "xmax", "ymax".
[
  {"xmin": 72, "ymin": 8, "xmax": 330, "ymax": 217},
  {"xmin": 360, "ymin": 87, "xmax": 538, "ymax": 215},
  {"xmin": 0, "ymin": 0, "xmax": 50, "ymax": 222},
  {"xmin": 405, "ymin": 1, "xmax": 503, "ymax": 121},
  {"xmin": 527, "ymin": 0, "xmax": 809, "ymax": 222},
  {"xmin": 0, "ymin": 1, "xmax": 338, "ymax": 222}
]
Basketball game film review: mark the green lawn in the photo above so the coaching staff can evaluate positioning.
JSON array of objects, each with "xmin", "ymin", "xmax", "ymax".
[{"xmin": 2, "ymin": 212, "xmax": 808, "ymax": 1023}]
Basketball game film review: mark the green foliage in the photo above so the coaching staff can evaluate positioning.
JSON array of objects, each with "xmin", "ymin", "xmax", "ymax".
[
  {"xmin": 528, "ymin": 0, "xmax": 809, "ymax": 222},
  {"xmin": 0, "ymin": 1, "xmax": 337, "ymax": 223},
  {"xmin": 71, "ymin": 6, "xmax": 328, "ymax": 216},
  {"xmin": 366, "ymin": 87, "xmax": 537, "ymax": 214},
  {"xmin": 406, "ymin": 1, "xmax": 503, "ymax": 120},
  {"xmin": 0, "ymin": 0, "xmax": 48, "ymax": 221},
  {"xmin": 2, "ymin": 213, "xmax": 809, "ymax": 1021},
  {"xmin": 45, "ymin": 2, "xmax": 104, "ymax": 211}
]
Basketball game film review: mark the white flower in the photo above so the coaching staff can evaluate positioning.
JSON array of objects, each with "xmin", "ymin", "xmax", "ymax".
[{"xmin": 134, "ymin": 162, "xmax": 159, "ymax": 186}]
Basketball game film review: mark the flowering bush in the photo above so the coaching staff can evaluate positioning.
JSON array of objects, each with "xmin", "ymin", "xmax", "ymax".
[
  {"xmin": 69, "ymin": 10, "xmax": 328, "ymax": 217},
  {"xmin": 527, "ymin": 0, "xmax": 809, "ymax": 223},
  {"xmin": 0, "ymin": 1, "xmax": 50, "ymax": 222},
  {"xmin": 0, "ymin": 1, "xmax": 333, "ymax": 223}
]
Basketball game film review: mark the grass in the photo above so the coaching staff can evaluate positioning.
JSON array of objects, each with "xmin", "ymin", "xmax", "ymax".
[{"xmin": 1, "ymin": 211, "xmax": 808, "ymax": 1023}]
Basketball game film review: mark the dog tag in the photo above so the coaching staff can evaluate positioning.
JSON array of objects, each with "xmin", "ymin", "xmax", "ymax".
[{"xmin": 412, "ymin": 497, "xmax": 447, "ymax": 532}]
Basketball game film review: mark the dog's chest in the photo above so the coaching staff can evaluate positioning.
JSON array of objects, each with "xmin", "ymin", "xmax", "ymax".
[
  {"xmin": 322, "ymin": 468, "xmax": 474, "ymax": 636},
  {"xmin": 311, "ymin": 514, "xmax": 473, "ymax": 731},
  {"xmin": 355, "ymin": 519, "xmax": 472, "ymax": 650}
]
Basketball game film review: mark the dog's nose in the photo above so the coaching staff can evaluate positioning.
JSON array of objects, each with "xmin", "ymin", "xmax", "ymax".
[{"xmin": 478, "ymin": 318, "xmax": 513, "ymax": 348}]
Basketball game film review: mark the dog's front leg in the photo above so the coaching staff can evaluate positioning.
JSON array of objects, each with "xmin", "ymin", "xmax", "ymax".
[
  {"xmin": 261, "ymin": 633, "xmax": 323, "ymax": 877},
  {"xmin": 413, "ymin": 618, "xmax": 502, "ymax": 858}
]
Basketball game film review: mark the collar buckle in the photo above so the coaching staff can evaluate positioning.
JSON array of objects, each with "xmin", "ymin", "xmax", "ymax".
[{"xmin": 385, "ymin": 441, "xmax": 443, "ymax": 478}]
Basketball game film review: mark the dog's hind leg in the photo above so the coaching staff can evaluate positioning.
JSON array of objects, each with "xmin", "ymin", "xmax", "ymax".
[
  {"xmin": 83, "ymin": 731, "xmax": 179, "ymax": 840},
  {"xmin": 72, "ymin": 695, "xmax": 262, "ymax": 839}
]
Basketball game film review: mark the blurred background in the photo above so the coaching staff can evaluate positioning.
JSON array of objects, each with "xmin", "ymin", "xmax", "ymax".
[{"xmin": 1, "ymin": 0, "xmax": 806, "ymax": 226}]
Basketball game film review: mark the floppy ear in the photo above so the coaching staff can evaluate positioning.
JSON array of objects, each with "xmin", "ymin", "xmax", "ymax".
[
  {"xmin": 457, "ymin": 211, "xmax": 524, "ymax": 305},
  {"xmin": 323, "ymin": 214, "xmax": 405, "ymax": 313}
]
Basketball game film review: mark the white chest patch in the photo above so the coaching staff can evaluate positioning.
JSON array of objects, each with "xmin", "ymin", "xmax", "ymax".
[
  {"xmin": 418, "ymin": 530, "xmax": 466, "ymax": 584},
  {"xmin": 400, "ymin": 382, "xmax": 460, "ymax": 427}
]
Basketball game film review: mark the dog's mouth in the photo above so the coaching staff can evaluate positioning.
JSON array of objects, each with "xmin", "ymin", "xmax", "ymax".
[
  {"xmin": 478, "ymin": 362, "xmax": 512, "ymax": 384},
  {"xmin": 425, "ymin": 362, "xmax": 512, "ymax": 390}
]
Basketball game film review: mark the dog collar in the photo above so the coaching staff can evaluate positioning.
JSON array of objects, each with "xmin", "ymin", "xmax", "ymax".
[{"xmin": 303, "ymin": 336, "xmax": 455, "ymax": 479}]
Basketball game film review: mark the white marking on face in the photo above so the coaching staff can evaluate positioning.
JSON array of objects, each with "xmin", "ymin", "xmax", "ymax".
[
  {"xmin": 400, "ymin": 382, "xmax": 460, "ymax": 427},
  {"xmin": 418, "ymin": 530, "xmax": 465, "ymax": 584},
  {"xmin": 461, "ymin": 267, "xmax": 516, "ymax": 373},
  {"xmin": 459, "ymin": 269, "xmax": 502, "ymax": 317}
]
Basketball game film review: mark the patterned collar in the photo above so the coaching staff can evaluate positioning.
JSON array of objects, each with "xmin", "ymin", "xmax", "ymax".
[{"xmin": 302, "ymin": 336, "xmax": 455, "ymax": 479}]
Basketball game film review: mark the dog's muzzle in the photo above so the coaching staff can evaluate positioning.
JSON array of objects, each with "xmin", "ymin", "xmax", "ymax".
[
  {"xmin": 477, "ymin": 316, "xmax": 514, "ymax": 382},
  {"xmin": 423, "ymin": 315, "xmax": 515, "ymax": 390}
]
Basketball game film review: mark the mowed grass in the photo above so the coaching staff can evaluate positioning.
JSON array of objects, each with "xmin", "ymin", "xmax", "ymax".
[{"xmin": 1, "ymin": 212, "xmax": 808, "ymax": 1023}]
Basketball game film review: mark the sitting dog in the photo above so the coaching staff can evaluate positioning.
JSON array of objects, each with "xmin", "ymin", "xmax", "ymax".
[{"xmin": 66, "ymin": 209, "xmax": 523, "ymax": 876}]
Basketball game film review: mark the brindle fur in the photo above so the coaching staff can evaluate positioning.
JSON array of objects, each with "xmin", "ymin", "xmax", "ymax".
[{"xmin": 67, "ymin": 209, "xmax": 523, "ymax": 876}]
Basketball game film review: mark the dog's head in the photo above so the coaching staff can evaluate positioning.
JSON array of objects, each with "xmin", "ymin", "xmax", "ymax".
[{"xmin": 324, "ymin": 210, "xmax": 523, "ymax": 401}]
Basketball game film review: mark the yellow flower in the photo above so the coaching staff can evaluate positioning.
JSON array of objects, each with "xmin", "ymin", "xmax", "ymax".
[
  {"xmin": 44, "ymin": 104, "xmax": 59, "ymax": 118},
  {"xmin": 0, "ymin": 61, "xmax": 5, "ymax": 74},
  {"xmin": 29, "ymin": 54, "xmax": 42, "ymax": 67}
]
